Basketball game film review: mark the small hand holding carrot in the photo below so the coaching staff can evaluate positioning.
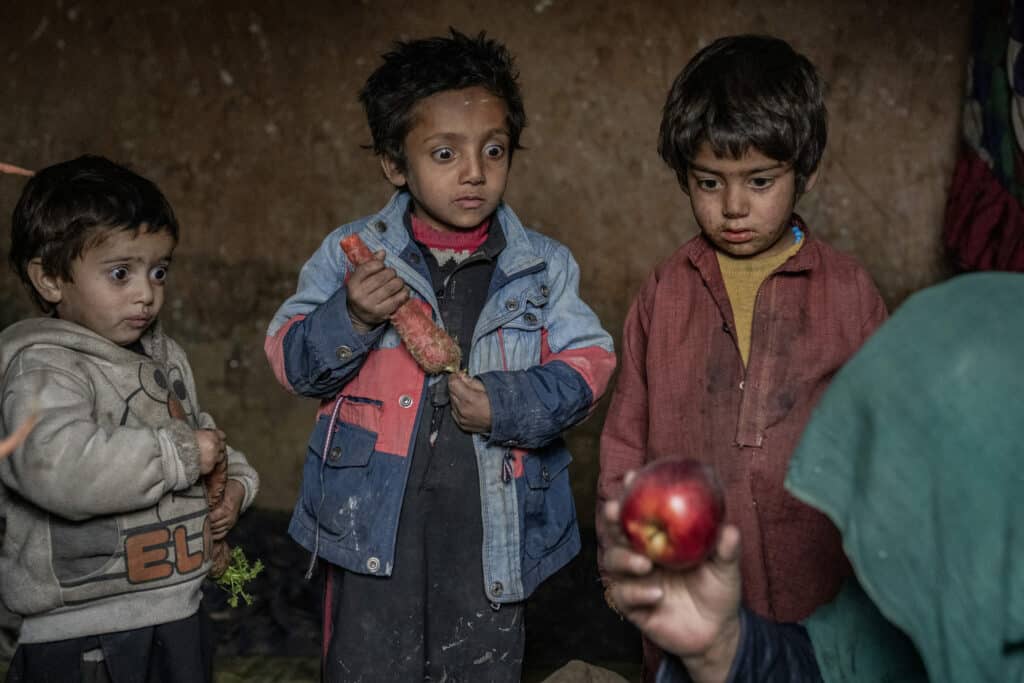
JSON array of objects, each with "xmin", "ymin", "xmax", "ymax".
[
  {"xmin": 340, "ymin": 235, "xmax": 461, "ymax": 373},
  {"xmin": 195, "ymin": 428, "xmax": 227, "ymax": 475},
  {"xmin": 209, "ymin": 479, "xmax": 245, "ymax": 541},
  {"xmin": 346, "ymin": 250, "xmax": 409, "ymax": 333},
  {"xmin": 448, "ymin": 371, "xmax": 492, "ymax": 434}
]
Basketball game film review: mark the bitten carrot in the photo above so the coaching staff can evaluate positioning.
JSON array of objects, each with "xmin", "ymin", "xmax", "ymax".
[{"xmin": 340, "ymin": 234, "xmax": 462, "ymax": 374}]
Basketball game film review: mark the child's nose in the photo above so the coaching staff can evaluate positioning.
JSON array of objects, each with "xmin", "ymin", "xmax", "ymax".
[
  {"xmin": 722, "ymin": 184, "xmax": 748, "ymax": 218},
  {"xmin": 135, "ymin": 279, "xmax": 155, "ymax": 305},
  {"xmin": 460, "ymin": 154, "xmax": 485, "ymax": 185}
]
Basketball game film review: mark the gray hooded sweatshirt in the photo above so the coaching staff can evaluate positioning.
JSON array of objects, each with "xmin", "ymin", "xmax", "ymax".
[{"xmin": 0, "ymin": 317, "xmax": 258, "ymax": 643}]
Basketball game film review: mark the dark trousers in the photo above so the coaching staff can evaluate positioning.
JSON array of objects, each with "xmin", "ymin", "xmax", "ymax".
[
  {"xmin": 321, "ymin": 406, "xmax": 525, "ymax": 683},
  {"xmin": 5, "ymin": 611, "xmax": 212, "ymax": 683}
]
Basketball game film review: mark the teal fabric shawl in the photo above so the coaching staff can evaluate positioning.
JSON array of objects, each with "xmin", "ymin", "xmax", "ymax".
[{"xmin": 785, "ymin": 273, "xmax": 1024, "ymax": 683}]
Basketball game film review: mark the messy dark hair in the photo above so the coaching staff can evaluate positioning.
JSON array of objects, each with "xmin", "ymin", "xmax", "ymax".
[
  {"xmin": 9, "ymin": 154, "xmax": 179, "ymax": 313},
  {"xmin": 359, "ymin": 28, "xmax": 527, "ymax": 172},
  {"xmin": 658, "ymin": 35, "xmax": 827, "ymax": 193}
]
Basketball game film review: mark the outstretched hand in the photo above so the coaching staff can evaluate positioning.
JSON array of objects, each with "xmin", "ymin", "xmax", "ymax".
[{"xmin": 602, "ymin": 473, "xmax": 744, "ymax": 683}]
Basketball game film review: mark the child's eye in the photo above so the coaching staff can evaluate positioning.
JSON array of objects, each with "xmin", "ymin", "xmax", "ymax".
[
  {"xmin": 695, "ymin": 178, "xmax": 721, "ymax": 192},
  {"xmin": 109, "ymin": 266, "xmax": 130, "ymax": 282},
  {"xmin": 484, "ymin": 144, "xmax": 505, "ymax": 159},
  {"xmin": 432, "ymin": 148, "xmax": 455, "ymax": 162},
  {"xmin": 750, "ymin": 177, "xmax": 775, "ymax": 190},
  {"xmin": 150, "ymin": 266, "xmax": 169, "ymax": 283}
]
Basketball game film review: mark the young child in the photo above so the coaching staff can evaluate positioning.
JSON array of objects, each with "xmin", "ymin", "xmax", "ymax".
[
  {"xmin": 265, "ymin": 29, "xmax": 616, "ymax": 682},
  {"xmin": 596, "ymin": 34, "xmax": 887, "ymax": 680},
  {"xmin": 0, "ymin": 155, "xmax": 259, "ymax": 682}
]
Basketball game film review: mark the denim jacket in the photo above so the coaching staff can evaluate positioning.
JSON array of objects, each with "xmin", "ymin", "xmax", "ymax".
[{"xmin": 266, "ymin": 192, "xmax": 615, "ymax": 602}]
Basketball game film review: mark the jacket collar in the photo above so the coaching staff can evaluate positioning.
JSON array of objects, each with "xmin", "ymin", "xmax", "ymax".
[{"xmin": 362, "ymin": 191, "xmax": 545, "ymax": 283}]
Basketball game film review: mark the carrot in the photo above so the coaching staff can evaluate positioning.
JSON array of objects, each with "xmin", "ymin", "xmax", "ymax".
[
  {"xmin": 203, "ymin": 452, "xmax": 262, "ymax": 604},
  {"xmin": 340, "ymin": 234, "xmax": 462, "ymax": 374},
  {"xmin": 0, "ymin": 414, "xmax": 38, "ymax": 460},
  {"xmin": 203, "ymin": 458, "xmax": 232, "ymax": 578},
  {"xmin": 0, "ymin": 162, "xmax": 34, "ymax": 177}
]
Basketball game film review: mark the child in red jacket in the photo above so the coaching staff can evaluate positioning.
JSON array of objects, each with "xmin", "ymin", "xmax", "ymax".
[{"xmin": 597, "ymin": 34, "xmax": 887, "ymax": 681}]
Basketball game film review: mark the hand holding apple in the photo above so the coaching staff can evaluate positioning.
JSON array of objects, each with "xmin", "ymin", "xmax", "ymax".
[
  {"xmin": 603, "ymin": 470, "xmax": 743, "ymax": 683},
  {"xmin": 619, "ymin": 458, "xmax": 725, "ymax": 570}
]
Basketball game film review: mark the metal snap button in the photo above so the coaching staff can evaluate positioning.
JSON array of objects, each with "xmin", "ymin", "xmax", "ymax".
[
  {"xmin": 541, "ymin": 466, "xmax": 550, "ymax": 482},
  {"xmin": 373, "ymin": 220, "xmax": 387, "ymax": 233},
  {"xmin": 540, "ymin": 285, "xmax": 550, "ymax": 297},
  {"xmin": 524, "ymin": 312, "xmax": 537, "ymax": 325},
  {"xmin": 409, "ymin": 252, "xmax": 420, "ymax": 263},
  {"xmin": 328, "ymin": 446, "xmax": 342, "ymax": 461},
  {"xmin": 738, "ymin": 381, "xmax": 745, "ymax": 391},
  {"xmin": 505, "ymin": 299, "xmax": 519, "ymax": 311},
  {"xmin": 336, "ymin": 345, "xmax": 353, "ymax": 360},
  {"xmin": 490, "ymin": 581, "xmax": 504, "ymax": 597},
  {"xmin": 366, "ymin": 557, "xmax": 381, "ymax": 572},
  {"xmin": 399, "ymin": 395, "xmax": 414, "ymax": 408}
]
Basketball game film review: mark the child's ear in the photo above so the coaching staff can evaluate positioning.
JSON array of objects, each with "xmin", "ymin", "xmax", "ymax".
[
  {"xmin": 801, "ymin": 168, "xmax": 820, "ymax": 194},
  {"xmin": 26, "ymin": 259, "xmax": 64, "ymax": 305},
  {"xmin": 380, "ymin": 156, "xmax": 407, "ymax": 189}
]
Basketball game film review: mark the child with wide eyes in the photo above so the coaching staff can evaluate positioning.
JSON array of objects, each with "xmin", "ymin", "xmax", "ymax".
[
  {"xmin": 265, "ymin": 29, "xmax": 615, "ymax": 682},
  {"xmin": 0, "ymin": 154, "xmax": 259, "ymax": 683},
  {"xmin": 597, "ymin": 34, "xmax": 888, "ymax": 682}
]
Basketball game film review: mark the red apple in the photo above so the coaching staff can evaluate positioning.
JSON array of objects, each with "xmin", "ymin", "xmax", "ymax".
[{"xmin": 619, "ymin": 458, "xmax": 725, "ymax": 570}]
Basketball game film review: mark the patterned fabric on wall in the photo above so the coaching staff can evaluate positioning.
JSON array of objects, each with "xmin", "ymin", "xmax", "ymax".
[{"xmin": 944, "ymin": 0, "xmax": 1024, "ymax": 272}]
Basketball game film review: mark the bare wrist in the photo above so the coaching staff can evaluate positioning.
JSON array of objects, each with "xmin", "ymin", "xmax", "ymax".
[
  {"xmin": 682, "ymin": 613, "xmax": 742, "ymax": 683},
  {"xmin": 347, "ymin": 307, "xmax": 375, "ymax": 334}
]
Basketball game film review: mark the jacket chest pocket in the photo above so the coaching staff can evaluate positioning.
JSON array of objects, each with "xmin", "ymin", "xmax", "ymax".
[
  {"xmin": 497, "ymin": 287, "xmax": 548, "ymax": 370},
  {"xmin": 522, "ymin": 448, "xmax": 575, "ymax": 558}
]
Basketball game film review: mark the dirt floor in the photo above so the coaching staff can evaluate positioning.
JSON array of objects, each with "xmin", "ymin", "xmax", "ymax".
[{"xmin": 0, "ymin": 508, "xmax": 642, "ymax": 682}]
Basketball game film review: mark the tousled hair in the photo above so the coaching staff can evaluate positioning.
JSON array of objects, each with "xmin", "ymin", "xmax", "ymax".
[
  {"xmin": 9, "ymin": 154, "xmax": 178, "ymax": 313},
  {"xmin": 359, "ymin": 28, "xmax": 526, "ymax": 172},
  {"xmin": 658, "ymin": 35, "xmax": 827, "ymax": 193}
]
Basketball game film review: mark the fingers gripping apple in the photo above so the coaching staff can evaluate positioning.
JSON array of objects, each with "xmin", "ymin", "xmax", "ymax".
[{"xmin": 620, "ymin": 459, "xmax": 725, "ymax": 570}]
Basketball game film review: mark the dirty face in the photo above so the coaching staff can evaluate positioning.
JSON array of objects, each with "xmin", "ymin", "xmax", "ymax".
[
  {"xmin": 686, "ymin": 141, "xmax": 816, "ymax": 259},
  {"xmin": 383, "ymin": 86, "xmax": 511, "ymax": 233}
]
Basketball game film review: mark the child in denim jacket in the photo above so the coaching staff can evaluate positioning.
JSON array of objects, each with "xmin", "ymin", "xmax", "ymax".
[{"xmin": 265, "ymin": 29, "xmax": 615, "ymax": 681}]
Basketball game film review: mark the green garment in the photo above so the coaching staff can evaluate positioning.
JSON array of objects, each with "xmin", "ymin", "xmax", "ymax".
[{"xmin": 784, "ymin": 273, "xmax": 1024, "ymax": 683}]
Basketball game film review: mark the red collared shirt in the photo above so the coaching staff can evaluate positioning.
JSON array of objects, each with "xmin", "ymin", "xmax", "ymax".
[{"xmin": 599, "ymin": 227, "xmax": 887, "ymax": 622}]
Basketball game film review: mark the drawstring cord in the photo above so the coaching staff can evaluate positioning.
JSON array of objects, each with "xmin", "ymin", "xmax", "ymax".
[{"xmin": 305, "ymin": 395, "xmax": 346, "ymax": 580}]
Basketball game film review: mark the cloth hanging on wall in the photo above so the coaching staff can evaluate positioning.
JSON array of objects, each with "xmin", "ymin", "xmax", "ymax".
[{"xmin": 943, "ymin": 0, "xmax": 1024, "ymax": 272}]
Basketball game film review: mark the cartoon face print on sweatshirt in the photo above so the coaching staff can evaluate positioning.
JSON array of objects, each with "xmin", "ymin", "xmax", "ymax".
[
  {"xmin": 120, "ymin": 361, "xmax": 197, "ymax": 426},
  {"xmin": 49, "ymin": 359, "xmax": 204, "ymax": 586}
]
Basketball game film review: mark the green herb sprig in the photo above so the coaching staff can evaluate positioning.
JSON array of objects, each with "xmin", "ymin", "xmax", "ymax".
[{"xmin": 215, "ymin": 546, "xmax": 264, "ymax": 608}]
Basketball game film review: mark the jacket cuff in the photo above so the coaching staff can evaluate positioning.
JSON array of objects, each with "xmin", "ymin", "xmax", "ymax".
[
  {"xmin": 299, "ymin": 286, "xmax": 386, "ymax": 375},
  {"xmin": 476, "ymin": 370, "xmax": 522, "ymax": 446},
  {"xmin": 226, "ymin": 449, "xmax": 260, "ymax": 511},
  {"xmin": 726, "ymin": 607, "xmax": 822, "ymax": 682}
]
